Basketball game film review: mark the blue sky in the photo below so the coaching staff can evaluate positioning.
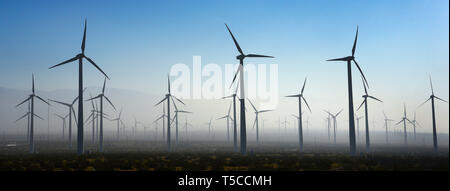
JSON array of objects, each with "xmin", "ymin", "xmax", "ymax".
[{"xmin": 0, "ymin": 0, "xmax": 448, "ymax": 132}]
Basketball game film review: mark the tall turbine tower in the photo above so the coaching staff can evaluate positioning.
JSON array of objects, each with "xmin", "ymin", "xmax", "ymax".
[
  {"xmin": 225, "ymin": 24, "xmax": 274, "ymax": 155},
  {"xmin": 49, "ymin": 19, "xmax": 109, "ymax": 155}
]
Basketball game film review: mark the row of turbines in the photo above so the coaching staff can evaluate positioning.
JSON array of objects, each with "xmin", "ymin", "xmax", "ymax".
[{"xmin": 14, "ymin": 20, "xmax": 447, "ymax": 156}]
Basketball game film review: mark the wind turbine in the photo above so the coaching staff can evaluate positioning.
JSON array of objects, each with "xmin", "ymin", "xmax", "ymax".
[
  {"xmin": 225, "ymin": 24, "xmax": 274, "ymax": 155},
  {"xmin": 286, "ymin": 77, "xmax": 312, "ymax": 152},
  {"xmin": 153, "ymin": 112, "xmax": 166, "ymax": 142},
  {"xmin": 154, "ymin": 75, "xmax": 185, "ymax": 151},
  {"xmin": 408, "ymin": 112, "xmax": 422, "ymax": 142},
  {"xmin": 110, "ymin": 108, "xmax": 123, "ymax": 141},
  {"xmin": 357, "ymin": 77, "xmax": 382, "ymax": 151},
  {"xmin": 132, "ymin": 117, "xmax": 142, "ymax": 138},
  {"xmin": 49, "ymin": 94, "xmax": 81, "ymax": 148},
  {"xmin": 204, "ymin": 117, "xmax": 213, "ymax": 138},
  {"xmin": 55, "ymin": 114, "xmax": 69, "ymax": 140},
  {"xmin": 184, "ymin": 117, "xmax": 194, "ymax": 143},
  {"xmin": 221, "ymin": 85, "xmax": 239, "ymax": 151},
  {"xmin": 86, "ymin": 78, "xmax": 115, "ymax": 152},
  {"xmin": 172, "ymin": 108, "xmax": 192, "ymax": 145},
  {"xmin": 395, "ymin": 104, "xmax": 412, "ymax": 145},
  {"xmin": 325, "ymin": 109, "xmax": 343, "ymax": 145},
  {"xmin": 15, "ymin": 111, "xmax": 44, "ymax": 141},
  {"xmin": 327, "ymin": 26, "xmax": 368, "ymax": 155},
  {"xmin": 418, "ymin": 75, "xmax": 448, "ymax": 151},
  {"xmin": 85, "ymin": 94, "xmax": 97, "ymax": 143},
  {"xmin": 247, "ymin": 99, "xmax": 272, "ymax": 145},
  {"xmin": 49, "ymin": 19, "xmax": 109, "ymax": 155},
  {"xmin": 355, "ymin": 114, "xmax": 364, "ymax": 143},
  {"xmin": 325, "ymin": 114, "xmax": 331, "ymax": 141},
  {"xmin": 383, "ymin": 111, "xmax": 394, "ymax": 144},
  {"xmin": 16, "ymin": 74, "xmax": 50, "ymax": 153},
  {"xmin": 217, "ymin": 102, "xmax": 233, "ymax": 143}
]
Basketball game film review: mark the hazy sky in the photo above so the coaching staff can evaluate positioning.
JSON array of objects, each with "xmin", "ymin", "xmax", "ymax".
[{"xmin": 0, "ymin": 0, "xmax": 448, "ymax": 133}]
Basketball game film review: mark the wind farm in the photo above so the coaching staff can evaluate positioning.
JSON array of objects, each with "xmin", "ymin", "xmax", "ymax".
[{"xmin": 0, "ymin": 1, "xmax": 448, "ymax": 173}]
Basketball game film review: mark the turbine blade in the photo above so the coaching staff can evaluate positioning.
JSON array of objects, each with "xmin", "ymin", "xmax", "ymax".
[
  {"xmin": 252, "ymin": 118, "xmax": 257, "ymax": 129},
  {"xmin": 230, "ymin": 65, "xmax": 241, "ymax": 88},
  {"xmin": 49, "ymin": 99, "xmax": 70, "ymax": 108},
  {"xmin": 245, "ymin": 54, "xmax": 274, "ymax": 58},
  {"xmin": 395, "ymin": 119, "xmax": 404, "ymax": 126},
  {"xmin": 353, "ymin": 59, "xmax": 369, "ymax": 89},
  {"xmin": 104, "ymin": 96, "xmax": 116, "ymax": 110},
  {"xmin": 221, "ymin": 95, "xmax": 233, "ymax": 99},
  {"xmin": 170, "ymin": 96, "xmax": 178, "ymax": 111},
  {"xmin": 383, "ymin": 111, "xmax": 387, "ymax": 119},
  {"xmin": 368, "ymin": 95, "xmax": 382, "ymax": 103},
  {"xmin": 352, "ymin": 25, "xmax": 358, "ymax": 57},
  {"xmin": 168, "ymin": 75, "xmax": 171, "ymax": 94},
  {"xmin": 49, "ymin": 56, "xmax": 78, "ymax": 69},
  {"xmin": 86, "ymin": 94, "xmax": 101, "ymax": 101},
  {"xmin": 429, "ymin": 75, "xmax": 434, "ymax": 95},
  {"xmin": 291, "ymin": 114, "xmax": 298, "ymax": 119},
  {"xmin": 32, "ymin": 74, "xmax": 35, "ymax": 94},
  {"xmin": 224, "ymin": 24, "xmax": 244, "ymax": 55},
  {"xmin": 36, "ymin": 96, "xmax": 50, "ymax": 105},
  {"xmin": 216, "ymin": 116, "xmax": 227, "ymax": 120},
  {"xmin": 81, "ymin": 19, "xmax": 87, "ymax": 53},
  {"xmin": 15, "ymin": 113, "xmax": 29, "ymax": 123},
  {"xmin": 302, "ymin": 96, "xmax": 312, "ymax": 113},
  {"xmin": 361, "ymin": 75, "xmax": 368, "ymax": 95},
  {"xmin": 16, "ymin": 96, "xmax": 31, "ymax": 108},
  {"xmin": 84, "ymin": 56, "xmax": 109, "ymax": 79},
  {"xmin": 33, "ymin": 113, "xmax": 44, "ymax": 120},
  {"xmin": 246, "ymin": 98, "xmax": 257, "ymax": 112},
  {"xmin": 227, "ymin": 102, "xmax": 232, "ymax": 115},
  {"xmin": 172, "ymin": 95, "xmax": 185, "ymax": 105},
  {"xmin": 301, "ymin": 77, "xmax": 307, "ymax": 94},
  {"xmin": 102, "ymin": 77, "xmax": 106, "ymax": 94},
  {"xmin": 434, "ymin": 96, "xmax": 448, "ymax": 103},
  {"xmin": 285, "ymin": 94, "xmax": 301, "ymax": 97},
  {"xmin": 357, "ymin": 99, "xmax": 365, "ymax": 111},
  {"xmin": 326, "ymin": 57, "xmax": 348, "ymax": 62},
  {"xmin": 71, "ymin": 107, "xmax": 77, "ymax": 125},
  {"xmin": 336, "ymin": 109, "xmax": 343, "ymax": 117},
  {"xmin": 154, "ymin": 97, "xmax": 167, "ymax": 107},
  {"xmin": 259, "ymin": 110, "xmax": 272, "ymax": 113}
]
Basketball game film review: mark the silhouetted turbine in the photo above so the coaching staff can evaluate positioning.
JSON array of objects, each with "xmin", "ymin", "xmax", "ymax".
[
  {"xmin": 325, "ymin": 109, "xmax": 343, "ymax": 145},
  {"xmin": 55, "ymin": 113, "xmax": 69, "ymax": 140},
  {"xmin": 247, "ymin": 99, "xmax": 272, "ymax": 145},
  {"xmin": 356, "ymin": 76, "xmax": 382, "ymax": 151},
  {"xmin": 49, "ymin": 92, "xmax": 82, "ymax": 148},
  {"xmin": 16, "ymin": 74, "xmax": 50, "ymax": 153},
  {"xmin": 418, "ymin": 75, "xmax": 447, "ymax": 151},
  {"xmin": 327, "ymin": 26, "xmax": 368, "ymax": 155},
  {"xmin": 154, "ymin": 75, "xmax": 184, "ymax": 151},
  {"xmin": 382, "ymin": 111, "xmax": 394, "ymax": 144},
  {"xmin": 395, "ymin": 104, "xmax": 412, "ymax": 145},
  {"xmin": 286, "ymin": 77, "xmax": 312, "ymax": 152},
  {"xmin": 217, "ymin": 102, "xmax": 234, "ymax": 143},
  {"xmin": 221, "ymin": 81, "xmax": 239, "ymax": 152},
  {"xmin": 49, "ymin": 19, "xmax": 109, "ymax": 155},
  {"xmin": 225, "ymin": 24, "xmax": 274, "ymax": 155}
]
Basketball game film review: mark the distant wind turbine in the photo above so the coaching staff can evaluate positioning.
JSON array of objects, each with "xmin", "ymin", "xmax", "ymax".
[
  {"xmin": 247, "ymin": 99, "xmax": 272, "ymax": 145},
  {"xmin": 154, "ymin": 75, "xmax": 185, "ymax": 151},
  {"xmin": 110, "ymin": 108, "xmax": 123, "ymax": 141},
  {"xmin": 286, "ymin": 77, "xmax": 312, "ymax": 152},
  {"xmin": 357, "ymin": 77, "xmax": 382, "ymax": 151},
  {"xmin": 16, "ymin": 74, "xmax": 50, "ymax": 153},
  {"xmin": 55, "ymin": 114, "xmax": 69, "ymax": 140},
  {"xmin": 418, "ymin": 75, "xmax": 448, "ymax": 151},
  {"xmin": 408, "ymin": 112, "xmax": 422, "ymax": 142},
  {"xmin": 216, "ymin": 102, "xmax": 233, "ymax": 143},
  {"xmin": 383, "ymin": 111, "xmax": 394, "ymax": 144},
  {"xmin": 225, "ymin": 24, "xmax": 274, "ymax": 155},
  {"xmin": 221, "ymin": 83, "xmax": 239, "ymax": 152},
  {"xmin": 327, "ymin": 26, "xmax": 368, "ymax": 155},
  {"xmin": 355, "ymin": 114, "xmax": 364, "ymax": 143},
  {"xmin": 325, "ymin": 109, "xmax": 343, "ymax": 145},
  {"xmin": 49, "ymin": 93, "xmax": 82, "ymax": 148},
  {"xmin": 87, "ymin": 78, "xmax": 115, "ymax": 152},
  {"xmin": 49, "ymin": 19, "xmax": 109, "ymax": 155},
  {"xmin": 395, "ymin": 104, "xmax": 412, "ymax": 145},
  {"xmin": 172, "ymin": 108, "xmax": 192, "ymax": 145}
]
